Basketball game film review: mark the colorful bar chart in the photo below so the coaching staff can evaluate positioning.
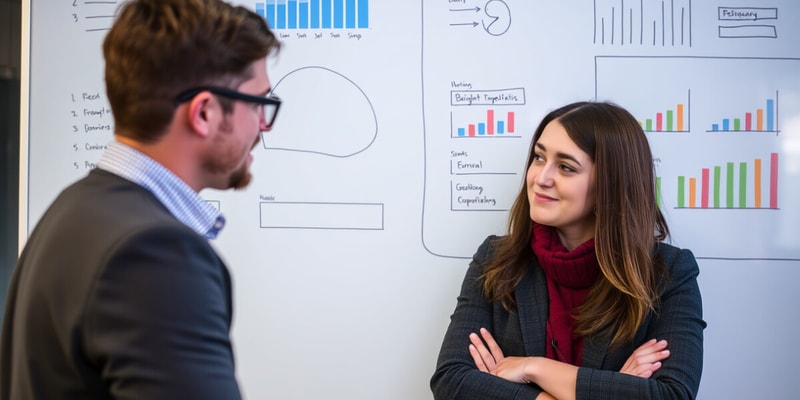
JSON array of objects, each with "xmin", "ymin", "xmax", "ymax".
[
  {"xmin": 256, "ymin": 0, "xmax": 369, "ymax": 30},
  {"xmin": 452, "ymin": 110, "xmax": 517, "ymax": 137},
  {"xmin": 709, "ymin": 92, "xmax": 779, "ymax": 132},
  {"xmin": 676, "ymin": 153, "xmax": 779, "ymax": 209},
  {"xmin": 639, "ymin": 91, "xmax": 690, "ymax": 133}
]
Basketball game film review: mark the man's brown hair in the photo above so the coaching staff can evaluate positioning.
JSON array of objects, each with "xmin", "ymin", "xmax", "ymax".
[{"xmin": 103, "ymin": 0, "xmax": 280, "ymax": 143}]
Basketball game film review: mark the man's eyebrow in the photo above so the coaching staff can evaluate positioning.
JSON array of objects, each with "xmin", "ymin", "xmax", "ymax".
[{"xmin": 535, "ymin": 142, "xmax": 583, "ymax": 166}]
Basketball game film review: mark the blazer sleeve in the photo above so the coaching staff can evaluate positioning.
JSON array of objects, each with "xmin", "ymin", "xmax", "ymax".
[
  {"xmin": 83, "ymin": 224, "xmax": 241, "ymax": 400},
  {"xmin": 431, "ymin": 236, "xmax": 543, "ymax": 400},
  {"xmin": 575, "ymin": 247, "xmax": 706, "ymax": 400}
]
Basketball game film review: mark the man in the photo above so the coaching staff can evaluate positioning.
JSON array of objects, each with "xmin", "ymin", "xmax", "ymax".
[{"xmin": 0, "ymin": 0, "xmax": 280, "ymax": 398}]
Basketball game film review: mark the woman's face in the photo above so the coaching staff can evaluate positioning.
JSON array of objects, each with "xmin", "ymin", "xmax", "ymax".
[{"xmin": 527, "ymin": 120, "xmax": 597, "ymax": 249}]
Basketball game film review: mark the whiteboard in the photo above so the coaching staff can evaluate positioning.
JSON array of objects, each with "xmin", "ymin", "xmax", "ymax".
[{"xmin": 21, "ymin": 1, "xmax": 800, "ymax": 399}]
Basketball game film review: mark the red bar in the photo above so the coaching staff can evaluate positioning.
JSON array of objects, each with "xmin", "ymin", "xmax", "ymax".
[
  {"xmin": 656, "ymin": 112, "xmax": 663, "ymax": 132},
  {"xmin": 468, "ymin": 124, "xmax": 476, "ymax": 137},
  {"xmin": 487, "ymin": 110, "xmax": 495, "ymax": 135},
  {"xmin": 507, "ymin": 111, "xmax": 515, "ymax": 133},
  {"xmin": 770, "ymin": 153, "xmax": 778, "ymax": 209},
  {"xmin": 701, "ymin": 168, "xmax": 709, "ymax": 208},
  {"xmin": 745, "ymin": 112, "xmax": 752, "ymax": 131}
]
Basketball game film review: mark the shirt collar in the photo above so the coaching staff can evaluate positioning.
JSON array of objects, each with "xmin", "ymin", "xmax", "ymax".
[{"xmin": 96, "ymin": 141, "xmax": 226, "ymax": 239}]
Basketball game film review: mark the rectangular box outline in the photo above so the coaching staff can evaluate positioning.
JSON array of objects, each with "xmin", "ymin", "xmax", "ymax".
[
  {"xmin": 718, "ymin": 25, "xmax": 777, "ymax": 39},
  {"xmin": 260, "ymin": 201, "xmax": 384, "ymax": 230},
  {"xmin": 718, "ymin": 7, "xmax": 777, "ymax": 21},
  {"xmin": 450, "ymin": 88, "xmax": 527, "ymax": 107}
]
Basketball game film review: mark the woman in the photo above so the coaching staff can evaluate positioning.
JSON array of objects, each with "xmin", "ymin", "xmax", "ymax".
[{"xmin": 431, "ymin": 101, "xmax": 705, "ymax": 400}]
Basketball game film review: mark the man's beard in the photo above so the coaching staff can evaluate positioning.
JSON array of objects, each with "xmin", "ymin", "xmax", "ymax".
[
  {"xmin": 202, "ymin": 117, "xmax": 259, "ymax": 190},
  {"xmin": 228, "ymin": 161, "xmax": 252, "ymax": 190}
]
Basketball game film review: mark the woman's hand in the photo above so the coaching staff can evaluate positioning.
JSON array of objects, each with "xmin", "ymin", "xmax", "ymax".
[
  {"xmin": 620, "ymin": 338, "xmax": 670, "ymax": 378},
  {"xmin": 469, "ymin": 328, "xmax": 575, "ymax": 399},
  {"xmin": 470, "ymin": 328, "xmax": 578, "ymax": 400},
  {"xmin": 469, "ymin": 328, "xmax": 531, "ymax": 383},
  {"xmin": 468, "ymin": 328, "xmax": 504, "ymax": 373}
]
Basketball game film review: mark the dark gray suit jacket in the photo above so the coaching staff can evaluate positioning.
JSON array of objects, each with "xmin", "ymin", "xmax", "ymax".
[
  {"xmin": 1, "ymin": 169, "xmax": 241, "ymax": 399},
  {"xmin": 431, "ymin": 235, "xmax": 706, "ymax": 400}
]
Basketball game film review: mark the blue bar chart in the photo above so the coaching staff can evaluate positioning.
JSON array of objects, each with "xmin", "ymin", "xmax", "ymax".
[{"xmin": 256, "ymin": 0, "xmax": 369, "ymax": 30}]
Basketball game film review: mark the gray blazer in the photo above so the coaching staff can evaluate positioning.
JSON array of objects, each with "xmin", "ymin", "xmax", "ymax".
[
  {"xmin": 431, "ymin": 235, "xmax": 705, "ymax": 400},
  {"xmin": 1, "ymin": 169, "xmax": 241, "ymax": 399}
]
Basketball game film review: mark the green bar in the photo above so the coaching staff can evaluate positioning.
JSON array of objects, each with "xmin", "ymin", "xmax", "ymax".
[
  {"xmin": 677, "ymin": 176, "xmax": 685, "ymax": 208},
  {"xmin": 739, "ymin": 162, "xmax": 747, "ymax": 208},
  {"xmin": 656, "ymin": 177, "xmax": 662, "ymax": 208},
  {"xmin": 733, "ymin": 118, "xmax": 741, "ymax": 131},
  {"xmin": 726, "ymin": 162, "xmax": 734, "ymax": 208},
  {"xmin": 713, "ymin": 166, "xmax": 721, "ymax": 208},
  {"xmin": 646, "ymin": 119, "xmax": 653, "ymax": 131},
  {"xmin": 666, "ymin": 110, "xmax": 673, "ymax": 131}
]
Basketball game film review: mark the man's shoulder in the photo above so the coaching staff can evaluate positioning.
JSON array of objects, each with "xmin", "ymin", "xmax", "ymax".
[
  {"xmin": 63, "ymin": 169, "xmax": 174, "ymax": 220},
  {"xmin": 32, "ymin": 169, "xmax": 189, "ymax": 245},
  {"xmin": 20, "ymin": 169, "xmax": 208, "ymax": 283}
]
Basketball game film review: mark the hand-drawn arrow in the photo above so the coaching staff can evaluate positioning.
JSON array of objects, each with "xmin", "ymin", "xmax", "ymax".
[
  {"xmin": 449, "ymin": 7, "xmax": 481, "ymax": 12},
  {"xmin": 449, "ymin": 21, "xmax": 479, "ymax": 27}
]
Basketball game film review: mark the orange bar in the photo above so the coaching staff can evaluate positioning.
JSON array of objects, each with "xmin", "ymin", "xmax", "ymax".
[
  {"xmin": 689, "ymin": 178, "xmax": 697, "ymax": 208},
  {"xmin": 754, "ymin": 158, "xmax": 762, "ymax": 208},
  {"xmin": 757, "ymin": 109, "xmax": 764, "ymax": 131},
  {"xmin": 487, "ymin": 110, "xmax": 495, "ymax": 135},
  {"xmin": 677, "ymin": 104, "xmax": 684, "ymax": 132}
]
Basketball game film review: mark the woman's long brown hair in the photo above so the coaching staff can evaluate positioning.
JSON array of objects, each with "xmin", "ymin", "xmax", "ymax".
[{"xmin": 481, "ymin": 101, "xmax": 669, "ymax": 348}]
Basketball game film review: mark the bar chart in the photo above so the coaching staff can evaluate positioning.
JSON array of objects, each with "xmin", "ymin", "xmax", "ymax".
[
  {"xmin": 639, "ymin": 90, "xmax": 690, "ymax": 133},
  {"xmin": 708, "ymin": 92, "xmax": 779, "ymax": 133},
  {"xmin": 674, "ymin": 153, "xmax": 779, "ymax": 209},
  {"xmin": 255, "ymin": 0, "xmax": 369, "ymax": 30},
  {"xmin": 450, "ymin": 110, "xmax": 518, "ymax": 138}
]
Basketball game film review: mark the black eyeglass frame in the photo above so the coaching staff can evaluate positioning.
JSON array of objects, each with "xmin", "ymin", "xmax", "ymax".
[{"xmin": 175, "ymin": 86, "xmax": 282, "ymax": 128}]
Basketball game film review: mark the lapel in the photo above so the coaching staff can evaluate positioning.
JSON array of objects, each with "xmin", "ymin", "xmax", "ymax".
[
  {"xmin": 516, "ymin": 257, "xmax": 548, "ymax": 356},
  {"xmin": 515, "ymin": 255, "xmax": 612, "ymax": 367}
]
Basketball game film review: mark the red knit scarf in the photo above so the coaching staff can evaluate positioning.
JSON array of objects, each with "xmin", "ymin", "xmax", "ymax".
[{"xmin": 530, "ymin": 224, "xmax": 600, "ymax": 366}]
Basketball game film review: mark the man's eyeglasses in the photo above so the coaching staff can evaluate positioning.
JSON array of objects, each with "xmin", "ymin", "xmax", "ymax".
[{"xmin": 175, "ymin": 86, "xmax": 282, "ymax": 128}]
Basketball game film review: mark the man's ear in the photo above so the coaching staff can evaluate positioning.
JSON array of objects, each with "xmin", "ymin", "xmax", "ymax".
[{"xmin": 186, "ymin": 92, "xmax": 216, "ymax": 138}]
